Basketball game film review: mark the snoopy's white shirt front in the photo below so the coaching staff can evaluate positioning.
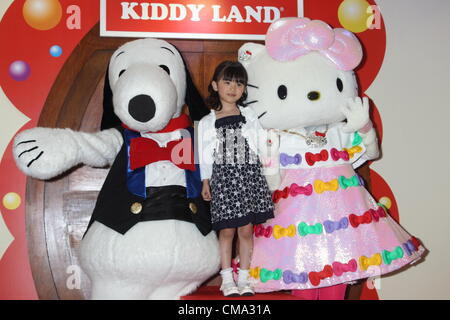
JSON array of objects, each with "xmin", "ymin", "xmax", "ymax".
[{"xmin": 140, "ymin": 129, "xmax": 186, "ymax": 187}]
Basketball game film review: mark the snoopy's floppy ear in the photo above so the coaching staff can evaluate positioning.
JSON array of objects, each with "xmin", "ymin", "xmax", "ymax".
[
  {"xmin": 101, "ymin": 66, "xmax": 121, "ymax": 130},
  {"xmin": 238, "ymin": 43, "xmax": 266, "ymax": 66},
  {"xmin": 183, "ymin": 60, "xmax": 210, "ymax": 122}
]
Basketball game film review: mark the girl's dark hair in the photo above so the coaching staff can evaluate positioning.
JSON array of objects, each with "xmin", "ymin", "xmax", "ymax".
[{"xmin": 206, "ymin": 60, "xmax": 248, "ymax": 111}]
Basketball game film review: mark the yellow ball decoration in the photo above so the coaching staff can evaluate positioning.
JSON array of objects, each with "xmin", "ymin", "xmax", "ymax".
[
  {"xmin": 23, "ymin": 0, "xmax": 62, "ymax": 31},
  {"xmin": 3, "ymin": 192, "xmax": 21, "ymax": 210},
  {"xmin": 338, "ymin": 0, "xmax": 373, "ymax": 33},
  {"xmin": 379, "ymin": 196, "xmax": 392, "ymax": 210}
]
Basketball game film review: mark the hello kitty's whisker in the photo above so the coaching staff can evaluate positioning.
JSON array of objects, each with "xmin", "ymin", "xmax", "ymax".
[
  {"xmin": 258, "ymin": 111, "xmax": 267, "ymax": 119},
  {"xmin": 27, "ymin": 151, "xmax": 43, "ymax": 168},
  {"xmin": 244, "ymin": 100, "xmax": 258, "ymax": 106},
  {"xmin": 247, "ymin": 84, "xmax": 259, "ymax": 89}
]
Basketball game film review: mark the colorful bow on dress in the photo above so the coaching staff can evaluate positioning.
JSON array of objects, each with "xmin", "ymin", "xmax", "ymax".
[
  {"xmin": 323, "ymin": 217, "xmax": 349, "ymax": 233},
  {"xmin": 280, "ymin": 153, "xmax": 302, "ymax": 166},
  {"xmin": 331, "ymin": 148, "xmax": 350, "ymax": 161},
  {"xmin": 272, "ymin": 183, "xmax": 313, "ymax": 203},
  {"xmin": 338, "ymin": 175, "xmax": 360, "ymax": 189},
  {"xmin": 343, "ymin": 146, "xmax": 363, "ymax": 158},
  {"xmin": 309, "ymin": 265, "xmax": 333, "ymax": 286},
  {"xmin": 272, "ymin": 186, "xmax": 290, "ymax": 203},
  {"xmin": 349, "ymin": 210, "xmax": 373, "ymax": 228},
  {"xmin": 370, "ymin": 206, "xmax": 387, "ymax": 222},
  {"xmin": 332, "ymin": 259, "xmax": 358, "ymax": 277},
  {"xmin": 273, "ymin": 225, "xmax": 296, "ymax": 239},
  {"xmin": 250, "ymin": 267, "xmax": 261, "ymax": 279},
  {"xmin": 290, "ymin": 183, "xmax": 313, "ymax": 197},
  {"xmin": 403, "ymin": 238, "xmax": 421, "ymax": 256},
  {"xmin": 352, "ymin": 132, "xmax": 362, "ymax": 146},
  {"xmin": 305, "ymin": 150, "xmax": 329, "ymax": 166},
  {"xmin": 382, "ymin": 246, "xmax": 404, "ymax": 265},
  {"xmin": 254, "ymin": 224, "xmax": 273, "ymax": 238},
  {"xmin": 359, "ymin": 253, "xmax": 382, "ymax": 271},
  {"xmin": 283, "ymin": 270, "xmax": 308, "ymax": 284},
  {"xmin": 298, "ymin": 222, "xmax": 323, "ymax": 237},
  {"xmin": 313, "ymin": 179, "xmax": 339, "ymax": 194},
  {"xmin": 260, "ymin": 268, "xmax": 283, "ymax": 283}
]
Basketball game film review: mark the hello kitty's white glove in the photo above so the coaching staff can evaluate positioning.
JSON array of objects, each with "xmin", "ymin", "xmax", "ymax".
[
  {"xmin": 340, "ymin": 97, "xmax": 371, "ymax": 133},
  {"xmin": 13, "ymin": 127, "xmax": 123, "ymax": 180},
  {"xmin": 257, "ymin": 129, "xmax": 282, "ymax": 191}
]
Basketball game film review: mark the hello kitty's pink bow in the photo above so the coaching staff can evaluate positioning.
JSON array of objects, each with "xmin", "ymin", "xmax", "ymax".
[{"xmin": 265, "ymin": 18, "xmax": 363, "ymax": 71}]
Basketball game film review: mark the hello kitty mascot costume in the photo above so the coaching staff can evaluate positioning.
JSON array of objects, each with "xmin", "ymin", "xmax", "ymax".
[
  {"xmin": 238, "ymin": 18, "xmax": 425, "ymax": 300},
  {"xmin": 13, "ymin": 38, "xmax": 220, "ymax": 300}
]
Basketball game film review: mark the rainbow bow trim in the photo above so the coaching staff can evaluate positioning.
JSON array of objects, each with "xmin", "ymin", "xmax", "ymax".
[
  {"xmin": 298, "ymin": 222, "xmax": 323, "ymax": 237},
  {"xmin": 359, "ymin": 253, "xmax": 382, "ymax": 271},
  {"xmin": 343, "ymin": 145, "xmax": 363, "ymax": 158},
  {"xmin": 332, "ymin": 259, "xmax": 358, "ymax": 277},
  {"xmin": 254, "ymin": 224, "xmax": 273, "ymax": 238},
  {"xmin": 305, "ymin": 149, "xmax": 329, "ymax": 166},
  {"xmin": 323, "ymin": 217, "xmax": 349, "ymax": 233},
  {"xmin": 349, "ymin": 210, "xmax": 373, "ymax": 228},
  {"xmin": 338, "ymin": 175, "xmax": 361, "ymax": 189},
  {"xmin": 352, "ymin": 132, "xmax": 362, "ymax": 146},
  {"xmin": 331, "ymin": 148, "xmax": 350, "ymax": 161},
  {"xmin": 273, "ymin": 224, "xmax": 296, "ymax": 239},
  {"xmin": 382, "ymin": 246, "xmax": 404, "ymax": 265},
  {"xmin": 314, "ymin": 179, "xmax": 339, "ymax": 194},
  {"xmin": 260, "ymin": 268, "xmax": 283, "ymax": 283},
  {"xmin": 309, "ymin": 265, "xmax": 333, "ymax": 286},
  {"xmin": 283, "ymin": 270, "xmax": 308, "ymax": 284},
  {"xmin": 280, "ymin": 153, "xmax": 302, "ymax": 166}
]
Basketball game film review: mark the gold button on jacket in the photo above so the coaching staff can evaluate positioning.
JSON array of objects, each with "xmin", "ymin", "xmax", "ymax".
[
  {"xmin": 189, "ymin": 202, "xmax": 197, "ymax": 214},
  {"xmin": 130, "ymin": 202, "xmax": 142, "ymax": 214}
]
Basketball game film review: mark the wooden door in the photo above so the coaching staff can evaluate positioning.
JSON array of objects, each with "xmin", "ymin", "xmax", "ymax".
[{"xmin": 26, "ymin": 23, "xmax": 367, "ymax": 299}]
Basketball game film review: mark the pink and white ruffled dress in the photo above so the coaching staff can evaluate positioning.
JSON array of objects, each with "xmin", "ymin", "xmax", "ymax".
[{"xmin": 250, "ymin": 122, "xmax": 425, "ymax": 292}]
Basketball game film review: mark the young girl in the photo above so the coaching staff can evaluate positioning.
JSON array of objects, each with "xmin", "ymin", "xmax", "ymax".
[{"xmin": 198, "ymin": 61, "xmax": 274, "ymax": 297}]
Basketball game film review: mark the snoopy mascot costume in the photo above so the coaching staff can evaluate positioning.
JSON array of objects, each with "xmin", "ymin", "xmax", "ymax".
[
  {"xmin": 238, "ymin": 18, "xmax": 425, "ymax": 299},
  {"xmin": 13, "ymin": 38, "xmax": 220, "ymax": 300}
]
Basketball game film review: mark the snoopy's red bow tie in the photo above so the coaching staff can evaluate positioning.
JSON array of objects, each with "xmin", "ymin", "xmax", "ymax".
[{"xmin": 125, "ymin": 114, "xmax": 196, "ymax": 171}]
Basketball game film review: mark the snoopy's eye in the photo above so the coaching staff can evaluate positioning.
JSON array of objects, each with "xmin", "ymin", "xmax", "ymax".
[
  {"xmin": 336, "ymin": 78, "xmax": 344, "ymax": 92},
  {"xmin": 159, "ymin": 65, "xmax": 170, "ymax": 75},
  {"xmin": 307, "ymin": 91, "xmax": 320, "ymax": 101},
  {"xmin": 119, "ymin": 69, "xmax": 126, "ymax": 78},
  {"xmin": 277, "ymin": 85, "xmax": 287, "ymax": 100}
]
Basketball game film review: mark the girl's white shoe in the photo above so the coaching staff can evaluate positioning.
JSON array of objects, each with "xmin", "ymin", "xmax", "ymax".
[
  {"xmin": 237, "ymin": 268, "xmax": 255, "ymax": 296},
  {"xmin": 220, "ymin": 267, "xmax": 240, "ymax": 297},
  {"xmin": 237, "ymin": 281, "xmax": 255, "ymax": 296},
  {"xmin": 220, "ymin": 281, "xmax": 240, "ymax": 297}
]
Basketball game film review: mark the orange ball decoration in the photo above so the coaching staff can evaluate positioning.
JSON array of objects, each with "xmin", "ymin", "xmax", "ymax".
[
  {"xmin": 23, "ymin": 0, "xmax": 63, "ymax": 31},
  {"xmin": 338, "ymin": 0, "xmax": 373, "ymax": 33}
]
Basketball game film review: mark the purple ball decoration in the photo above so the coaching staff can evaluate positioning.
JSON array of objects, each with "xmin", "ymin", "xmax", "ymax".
[
  {"xmin": 9, "ymin": 60, "xmax": 31, "ymax": 81},
  {"xmin": 50, "ymin": 45, "xmax": 63, "ymax": 57}
]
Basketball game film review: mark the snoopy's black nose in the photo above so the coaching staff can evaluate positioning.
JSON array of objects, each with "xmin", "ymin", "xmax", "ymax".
[{"xmin": 128, "ymin": 94, "xmax": 156, "ymax": 122}]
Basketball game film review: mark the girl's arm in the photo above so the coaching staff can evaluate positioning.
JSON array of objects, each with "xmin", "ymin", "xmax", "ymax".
[
  {"xmin": 197, "ymin": 116, "xmax": 214, "ymax": 181},
  {"xmin": 201, "ymin": 179, "xmax": 212, "ymax": 201}
]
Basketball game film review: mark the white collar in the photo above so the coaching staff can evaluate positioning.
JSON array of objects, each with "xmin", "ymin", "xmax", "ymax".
[{"xmin": 140, "ymin": 129, "xmax": 182, "ymax": 147}]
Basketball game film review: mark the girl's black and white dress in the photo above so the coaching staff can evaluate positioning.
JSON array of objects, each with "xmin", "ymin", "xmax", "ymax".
[{"xmin": 198, "ymin": 107, "xmax": 274, "ymax": 230}]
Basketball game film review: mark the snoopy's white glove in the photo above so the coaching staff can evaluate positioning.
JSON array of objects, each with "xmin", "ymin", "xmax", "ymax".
[
  {"xmin": 340, "ymin": 97, "xmax": 371, "ymax": 133},
  {"xmin": 13, "ymin": 127, "xmax": 123, "ymax": 180}
]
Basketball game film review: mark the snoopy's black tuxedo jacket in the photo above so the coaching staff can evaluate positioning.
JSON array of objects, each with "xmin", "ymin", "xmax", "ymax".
[{"xmin": 85, "ymin": 126, "xmax": 212, "ymax": 236}]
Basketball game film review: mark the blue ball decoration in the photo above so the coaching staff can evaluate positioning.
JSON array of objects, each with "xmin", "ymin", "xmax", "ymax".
[{"xmin": 50, "ymin": 45, "xmax": 63, "ymax": 57}]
